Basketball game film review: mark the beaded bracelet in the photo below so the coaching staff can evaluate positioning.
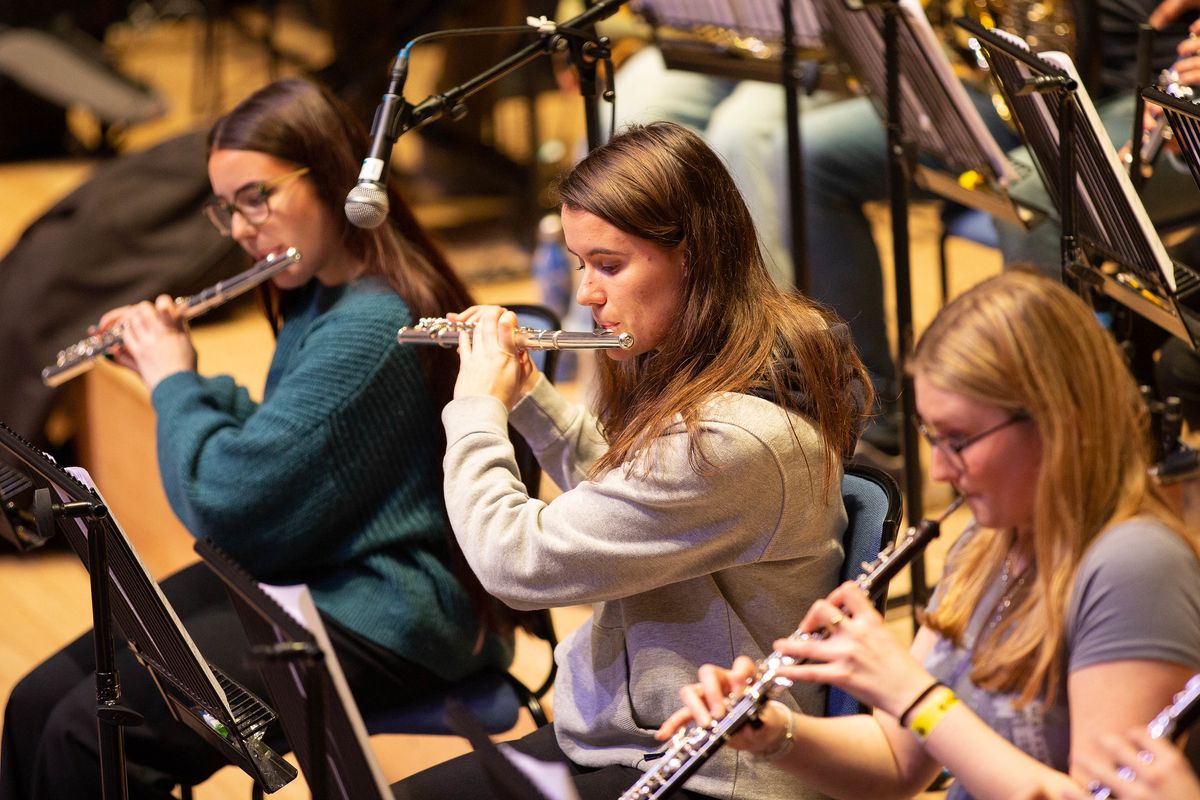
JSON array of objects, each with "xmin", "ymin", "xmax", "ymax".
[
  {"xmin": 897, "ymin": 680, "xmax": 946, "ymax": 728},
  {"xmin": 908, "ymin": 687, "xmax": 960, "ymax": 742},
  {"xmin": 750, "ymin": 700, "xmax": 796, "ymax": 762}
]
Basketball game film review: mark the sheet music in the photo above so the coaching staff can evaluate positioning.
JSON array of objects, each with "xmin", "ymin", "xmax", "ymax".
[
  {"xmin": 633, "ymin": 0, "xmax": 823, "ymax": 49},
  {"xmin": 256, "ymin": 581, "xmax": 393, "ymax": 798},
  {"xmin": 1037, "ymin": 48, "xmax": 1177, "ymax": 292},
  {"xmin": 499, "ymin": 747, "xmax": 582, "ymax": 800}
]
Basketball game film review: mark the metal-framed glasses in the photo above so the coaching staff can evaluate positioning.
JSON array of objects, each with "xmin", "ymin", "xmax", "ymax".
[
  {"xmin": 202, "ymin": 166, "xmax": 310, "ymax": 236},
  {"xmin": 916, "ymin": 413, "xmax": 1030, "ymax": 472}
]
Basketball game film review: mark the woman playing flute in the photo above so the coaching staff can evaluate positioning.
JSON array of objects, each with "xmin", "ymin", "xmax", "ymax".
[
  {"xmin": 1, "ymin": 77, "xmax": 513, "ymax": 799},
  {"xmin": 661, "ymin": 271, "xmax": 1200, "ymax": 799},
  {"xmin": 393, "ymin": 120, "xmax": 872, "ymax": 800}
]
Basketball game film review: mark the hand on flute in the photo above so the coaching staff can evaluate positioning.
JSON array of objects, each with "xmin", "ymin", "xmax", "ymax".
[
  {"xmin": 450, "ymin": 306, "xmax": 541, "ymax": 409},
  {"xmin": 97, "ymin": 295, "xmax": 196, "ymax": 392},
  {"xmin": 1061, "ymin": 728, "xmax": 1200, "ymax": 800},
  {"xmin": 657, "ymin": 656, "xmax": 794, "ymax": 757},
  {"xmin": 765, "ymin": 581, "xmax": 937, "ymax": 721}
]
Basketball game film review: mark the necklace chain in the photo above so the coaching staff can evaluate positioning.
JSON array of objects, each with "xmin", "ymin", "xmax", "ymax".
[{"xmin": 988, "ymin": 555, "xmax": 1029, "ymax": 635}]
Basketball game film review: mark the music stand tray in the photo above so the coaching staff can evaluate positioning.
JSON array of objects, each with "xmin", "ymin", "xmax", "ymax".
[
  {"xmin": 0, "ymin": 422, "xmax": 297, "ymax": 794},
  {"xmin": 814, "ymin": 0, "xmax": 1030, "ymax": 228},
  {"xmin": 963, "ymin": 19, "xmax": 1200, "ymax": 349}
]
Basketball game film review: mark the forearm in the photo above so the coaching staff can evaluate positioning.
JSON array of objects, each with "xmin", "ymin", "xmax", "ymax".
[
  {"xmin": 917, "ymin": 697, "xmax": 1070, "ymax": 799},
  {"xmin": 774, "ymin": 711, "xmax": 940, "ymax": 800}
]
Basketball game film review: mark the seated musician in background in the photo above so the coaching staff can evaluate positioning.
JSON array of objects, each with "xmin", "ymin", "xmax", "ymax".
[
  {"xmin": 776, "ymin": 0, "xmax": 1197, "ymax": 467},
  {"xmin": 660, "ymin": 271, "xmax": 1200, "ymax": 800},
  {"xmin": 393, "ymin": 121, "xmax": 872, "ymax": 800},
  {"xmin": 0, "ymin": 77, "xmax": 514, "ymax": 799}
]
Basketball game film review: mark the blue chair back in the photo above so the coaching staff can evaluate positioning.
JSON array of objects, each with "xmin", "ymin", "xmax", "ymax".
[{"xmin": 826, "ymin": 462, "xmax": 903, "ymax": 717}]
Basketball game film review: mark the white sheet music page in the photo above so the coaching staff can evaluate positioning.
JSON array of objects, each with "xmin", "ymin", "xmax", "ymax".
[{"xmin": 257, "ymin": 581, "xmax": 393, "ymax": 798}]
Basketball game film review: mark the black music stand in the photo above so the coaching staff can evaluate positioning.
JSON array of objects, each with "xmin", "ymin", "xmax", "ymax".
[
  {"xmin": 195, "ymin": 538, "xmax": 562, "ymax": 800},
  {"xmin": 0, "ymin": 421, "xmax": 297, "ymax": 799},
  {"xmin": 808, "ymin": 0, "xmax": 1033, "ymax": 614},
  {"xmin": 630, "ymin": 0, "xmax": 825, "ymax": 292},
  {"xmin": 964, "ymin": 20, "xmax": 1200, "ymax": 350}
]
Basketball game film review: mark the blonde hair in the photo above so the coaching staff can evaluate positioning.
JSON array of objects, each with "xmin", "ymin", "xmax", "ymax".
[{"xmin": 911, "ymin": 270, "xmax": 1197, "ymax": 705}]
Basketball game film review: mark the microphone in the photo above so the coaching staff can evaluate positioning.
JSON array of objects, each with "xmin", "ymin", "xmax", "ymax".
[{"xmin": 345, "ymin": 56, "xmax": 409, "ymax": 228}]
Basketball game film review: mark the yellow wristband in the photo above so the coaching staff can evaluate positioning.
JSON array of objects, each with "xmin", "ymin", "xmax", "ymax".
[{"xmin": 908, "ymin": 687, "xmax": 959, "ymax": 742}]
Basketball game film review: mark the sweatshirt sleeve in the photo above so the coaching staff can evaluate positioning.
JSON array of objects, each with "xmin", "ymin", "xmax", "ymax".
[
  {"xmin": 507, "ymin": 374, "xmax": 609, "ymax": 490},
  {"xmin": 442, "ymin": 393, "xmax": 829, "ymax": 610}
]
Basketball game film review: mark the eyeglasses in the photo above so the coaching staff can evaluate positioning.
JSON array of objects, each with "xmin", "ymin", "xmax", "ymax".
[
  {"xmin": 916, "ymin": 413, "xmax": 1030, "ymax": 472},
  {"xmin": 202, "ymin": 166, "xmax": 310, "ymax": 236}
]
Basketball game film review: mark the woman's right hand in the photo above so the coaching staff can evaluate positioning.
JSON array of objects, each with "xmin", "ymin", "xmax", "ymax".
[
  {"xmin": 448, "ymin": 306, "xmax": 541, "ymax": 409},
  {"xmin": 656, "ymin": 656, "xmax": 793, "ymax": 755},
  {"xmin": 97, "ymin": 296, "xmax": 197, "ymax": 392},
  {"xmin": 1061, "ymin": 729, "xmax": 1200, "ymax": 800}
]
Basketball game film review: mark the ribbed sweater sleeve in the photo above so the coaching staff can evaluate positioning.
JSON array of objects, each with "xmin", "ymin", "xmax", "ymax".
[{"xmin": 151, "ymin": 285, "xmax": 442, "ymax": 576}]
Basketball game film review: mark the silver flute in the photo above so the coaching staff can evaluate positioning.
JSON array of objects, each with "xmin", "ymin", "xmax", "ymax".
[
  {"xmin": 397, "ymin": 317, "xmax": 635, "ymax": 351},
  {"xmin": 619, "ymin": 494, "xmax": 966, "ymax": 800},
  {"xmin": 1089, "ymin": 673, "xmax": 1200, "ymax": 799},
  {"xmin": 41, "ymin": 247, "xmax": 301, "ymax": 387}
]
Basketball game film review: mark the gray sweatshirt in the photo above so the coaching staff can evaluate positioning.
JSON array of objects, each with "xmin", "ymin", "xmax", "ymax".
[{"xmin": 442, "ymin": 377, "xmax": 843, "ymax": 799}]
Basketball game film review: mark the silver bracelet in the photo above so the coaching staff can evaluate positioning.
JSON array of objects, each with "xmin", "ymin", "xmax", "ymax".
[{"xmin": 749, "ymin": 700, "xmax": 796, "ymax": 763}]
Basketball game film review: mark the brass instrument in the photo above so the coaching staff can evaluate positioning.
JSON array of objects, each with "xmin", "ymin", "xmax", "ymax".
[
  {"xmin": 397, "ymin": 318, "xmax": 635, "ymax": 351},
  {"xmin": 1089, "ymin": 674, "xmax": 1200, "ymax": 799},
  {"xmin": 41, "ymin": 247, "xmax": 301, "ymax": 387},
  {"xmin": 618, "ymin": 495, "xmax": 966, "ymax": 800}
]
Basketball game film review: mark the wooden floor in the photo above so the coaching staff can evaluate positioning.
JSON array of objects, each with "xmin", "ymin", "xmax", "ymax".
[{"xmin": 0, "ymin": 8, "xmax": 1002, "ymax": 798}]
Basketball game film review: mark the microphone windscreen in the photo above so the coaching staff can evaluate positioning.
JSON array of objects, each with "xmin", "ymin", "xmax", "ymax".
[{"xmin": 344, "ymin": 182, "xmax": 389, "ymax": 228}]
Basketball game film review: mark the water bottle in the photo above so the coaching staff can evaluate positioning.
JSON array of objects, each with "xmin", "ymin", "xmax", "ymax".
[{"xmin": 531, "ymin": 213, "xmax": 572, "ymax": 320}]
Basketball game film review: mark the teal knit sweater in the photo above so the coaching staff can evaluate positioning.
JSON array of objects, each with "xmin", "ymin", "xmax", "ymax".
[{"xmin": 151, "ymin": 277, "xmax": 512, "ymax": 680}]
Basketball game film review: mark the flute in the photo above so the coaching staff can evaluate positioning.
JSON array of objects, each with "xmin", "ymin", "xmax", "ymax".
[
  {"xmin": 618, "ymin": 494, "xmax": 966, "ymax": 800},
  {"xmin": 397, "ymin": 317, "xmax": 635, "ymax": 351},
  {"xmin": 41, "ymin": 247, "xmax": 301, "ymax": 387},
  {"xmin": 1089, "ymin": 673, "xmax": 1200, "ymax": 799}
]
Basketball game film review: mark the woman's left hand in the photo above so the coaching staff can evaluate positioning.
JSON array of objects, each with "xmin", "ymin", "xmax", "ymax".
[
  {"xmin": 451, "ymin": 306, "xmax": 538, "ymax": 409},
  {"xmin": 771, "ymin": 581, "xmax": 938, "ymax": 721}
]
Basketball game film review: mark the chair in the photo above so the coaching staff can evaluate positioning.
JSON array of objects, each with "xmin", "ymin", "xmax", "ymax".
[
  {"xmin": 181, "ymin": 304, "xmax": 564, "ymax": 797},
  {"xmin": 938, "ymin": 205, "xmax": 1000, "ymax": 304},
  {"xmin": 363, "ymin": 303, "xmax": 563, "ymax": 736},
  {"xmin": 825, "ymin": 461, "xmax": 904, "ymax": 718}
]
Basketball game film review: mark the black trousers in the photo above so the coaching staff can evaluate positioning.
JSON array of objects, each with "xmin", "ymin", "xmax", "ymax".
[
  {"xmin": 0, "ymin": 561, "xmax": 446, "ymax": 800},
  {"xmin": 391, "ymin": 723, "xmax": 715, "ymax": 800}
]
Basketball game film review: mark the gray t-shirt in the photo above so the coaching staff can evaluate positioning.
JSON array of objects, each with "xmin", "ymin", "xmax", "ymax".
[{"xmin": 924, "ymin": 518, "xmax": 1200, "ymax": 800}]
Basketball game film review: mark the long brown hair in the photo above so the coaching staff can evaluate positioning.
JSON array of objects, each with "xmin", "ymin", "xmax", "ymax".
[
  {"xmin": 913, "ymin": 271, "xmax": 1200, "ymax": 705},
  {"xmin": 558, "ymin": 122, "xmax": 871, "ymax": 496},
  {"xmin": 554, "ymin": 120, "xmax": 873, "ymax": 494},
  {"xmin": 207, "ymin": 77, "xmax": 473, "ymax": 407},
  {"xmin": 205, "ymin": 79, "xmax": 530, "ymax": 639}
]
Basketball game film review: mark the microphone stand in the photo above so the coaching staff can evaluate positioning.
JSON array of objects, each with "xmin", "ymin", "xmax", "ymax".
[
  {"xmin": 378, "ymin": 0, "xmax": 629, "ymax": 157},
  {"xmin": 781, "ymin": 0, "xmax": 811, "ymax": 294},
  {"xmin": 844, "ymin": 0, "xmax": 925, "ymax": 622}
]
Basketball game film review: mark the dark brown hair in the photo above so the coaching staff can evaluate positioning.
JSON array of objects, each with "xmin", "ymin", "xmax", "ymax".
[
  {"xmin": 207, "ymin": 77, "xmax": 473, "ymax": 406},
  {"xmin": 206, "ymin": 79, "xmax": 528, "ymax": 639},
  {"xmin": 558, "ymin": 122, "xmax": 871, "ymax": 494}
]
